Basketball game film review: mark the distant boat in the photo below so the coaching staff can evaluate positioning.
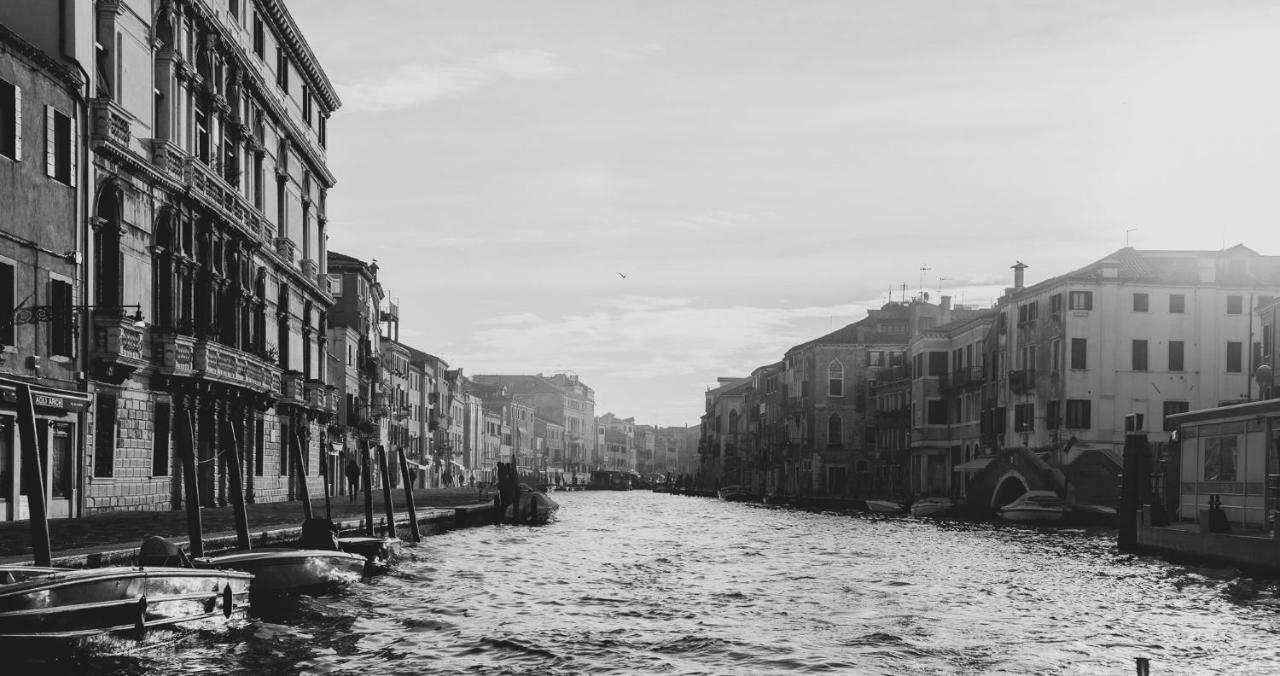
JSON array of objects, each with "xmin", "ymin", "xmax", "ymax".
[
  {"xmin": 0, "ymin": 560, "xmax": 252, "ymax": 644},
  {"xmin": 998, "ymin": 491, "xmax": 1069, "ymax": 523},
  {"xmin": 717, "ymin": 485, "xmax": 755, "ymax": 502},
  {"xmin": 909, "ymin": 497, "xmax": 954, "ymax": 517},
  {"xmin": 865, "ymin": 499, "xmax": 904, "ymax": 514}
]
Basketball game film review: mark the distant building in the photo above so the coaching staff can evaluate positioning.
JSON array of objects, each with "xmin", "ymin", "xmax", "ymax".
[{"xmin": 471, "ymin": 373, "xmax": 596, "ymax": 472}]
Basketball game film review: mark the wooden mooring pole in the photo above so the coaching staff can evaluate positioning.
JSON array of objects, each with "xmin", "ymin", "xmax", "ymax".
[
  {"xmin": 14, "ymin": 383, "xmax": 51, "ymax": 566},
  {"xmin": 396, "ymin": 447, "xmax": 421, "ymax": 542},
  {"xmin": 377, "ymin": 445, "xmax": 397, "ymax": 538}
]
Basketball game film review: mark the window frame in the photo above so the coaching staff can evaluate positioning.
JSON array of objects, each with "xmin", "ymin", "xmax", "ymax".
[
  {"xmin": 1068, "ymin": 291, "xmax": 1093, "ymax": 311},
  {"xmin": 1133, "ymin": 293, "xmax": 1149, "ymax": 313}
]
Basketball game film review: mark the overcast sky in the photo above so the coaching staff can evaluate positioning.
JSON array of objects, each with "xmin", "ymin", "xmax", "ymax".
[{"xmin": 289, "ymin": 0, "xmax": 1280, "ymax": 427}]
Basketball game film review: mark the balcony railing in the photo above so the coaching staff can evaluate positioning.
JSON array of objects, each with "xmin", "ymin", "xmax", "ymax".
[
  {"xmin": 944, "ymin": 366, "xmax": 984, "ymax": 391},
  {"xmin": 153, "ymin": 332, "xmax": 198, "ymax": 377},
  {"xmin": 192, "ymin": 340, "xmax": 282, "ymax": 393},
  {"xmin": 281, "ymin": 371, "xmax": 305, "ymax": 403},
  {"xmin": 90, "ymin": 98, "xmax": 131, "ymax": 147},
  {"xmin": 92, "ymin": 314, "xmax": 150, "ymax": 381}
]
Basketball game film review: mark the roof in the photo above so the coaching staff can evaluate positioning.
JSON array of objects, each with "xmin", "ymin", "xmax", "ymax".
[
  {"xmin": 1015, "ymin": 245, "xmax": 1280, "ymax": 297},
  {"xmin": 471, "ymin": 374, "xmax": 568, "ymax": 396},
  {"xmin": 259, "ymin": 0, "xmax": 342, "ymax": 110}
]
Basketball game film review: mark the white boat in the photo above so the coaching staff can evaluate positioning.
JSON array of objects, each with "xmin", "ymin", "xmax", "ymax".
[
  {"xmin": 865, "ymin": 499, "xmax": 903, "ymax": 514},
  {"xmin": 0, "ymin": 562, "xmax": 252, "ymax": 644},
  {"xmin": 998, "ymin": 490, "xmax": 1069, "ymax": 523},
  {"xmin": 909, "ymin": 497, "xmax": 954, "ymax": 517}
]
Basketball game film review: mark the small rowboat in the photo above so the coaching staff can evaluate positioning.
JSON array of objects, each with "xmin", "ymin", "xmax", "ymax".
[{"xmin": 909, "ymin": 497, "xmax": 954, "ymax": 517}]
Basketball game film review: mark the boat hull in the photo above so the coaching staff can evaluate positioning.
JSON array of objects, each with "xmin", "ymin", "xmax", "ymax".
[
  {"xmin": 193, "ymin": 549, "xmax": 366, "ymax": 592},
  {"xmin": 865, "ymin": 500, "xmax": 903, "ymax": 514},
  {"xmin": 503, "ymin": 491, "xmax": 560, "ymax": 524},
  {"xmin": 910, "ymin": 498, "xmax": 954, "ymax": 517},
  {"xmin": 339, "ymin": 536, "xmax": 403, "ymax": 568},
  {"xmin": 0, "ymin": 565, "xmax": 252, "ymax": 642},
  {"xmin": 999, "ymin": 508, "xmax": 1066, "ymax": 523}
]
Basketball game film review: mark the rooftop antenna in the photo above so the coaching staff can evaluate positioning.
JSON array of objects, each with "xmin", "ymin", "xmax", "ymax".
[
  {"xmin": 938, "ymin": 276, "xmax": 952, "ymax": 297},
  {"xmin": 919, "ymin": 264, "xmax": 931, "ymax": 298},
  {"xmin": 1125, "ymin": 227, "xmax": 1137, "ymax": 247}
]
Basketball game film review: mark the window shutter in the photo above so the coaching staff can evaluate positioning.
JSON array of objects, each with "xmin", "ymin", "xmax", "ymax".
[
  {"xmin": 68, "ymin": 112, "xmax": 77, "ymax": 187},
  {"xmin": 44, "ymin": 104, "xmax": 54, "ymax": 177},
  {"xmin": 13, "ymin": 84, "xmax": 21, "ymax": 161}
]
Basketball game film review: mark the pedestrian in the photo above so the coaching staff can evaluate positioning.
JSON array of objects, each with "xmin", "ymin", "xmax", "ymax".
[
  {"xmin": 345, "ymin": 459, "xmax": 361, "ymax": 501},
  {"xmin": 443, "ymin": 470, "xmax": 453, "ymax": 488}
]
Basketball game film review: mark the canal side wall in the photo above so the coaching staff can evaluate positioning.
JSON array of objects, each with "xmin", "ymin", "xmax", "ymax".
[{"xmin": 0, "ymin": 502, "xmax": 500, "ymax": 569}]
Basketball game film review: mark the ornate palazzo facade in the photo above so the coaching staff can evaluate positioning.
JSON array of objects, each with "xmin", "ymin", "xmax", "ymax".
[{"xmin": 83, "ymin": 0, "xmax": 340, "ymax": 513}]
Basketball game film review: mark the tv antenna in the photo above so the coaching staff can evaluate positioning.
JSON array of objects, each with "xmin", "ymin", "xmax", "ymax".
[{"xmin": 1125, "ymin": 227, "xmax": 1137, "ymax": 247}]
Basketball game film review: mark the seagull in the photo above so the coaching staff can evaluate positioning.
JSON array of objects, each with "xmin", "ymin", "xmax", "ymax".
[{"xmin": 617, "ymin": 272, "xmax": 628, "ymax": 279}]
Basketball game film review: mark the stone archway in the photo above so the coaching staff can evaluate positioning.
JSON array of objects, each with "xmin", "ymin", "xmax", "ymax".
[{"xmin": 990, "ymin": 471, "xmax": 1030, "ymax": 509}]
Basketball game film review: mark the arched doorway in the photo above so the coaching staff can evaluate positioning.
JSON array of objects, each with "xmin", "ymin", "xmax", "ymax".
[{"xmin": 991, "ymin": 472, "xmax": 1029, "ymax": 509}]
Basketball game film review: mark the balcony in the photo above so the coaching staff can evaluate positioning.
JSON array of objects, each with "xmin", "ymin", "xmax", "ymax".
[
  {"xmin": 1008, "ymin": 369, "xmax": 1037, "ymax": 394},
  {"xmin": 281, "ymin": 371, "xmax": 305, "ymax": 403},
  {"xmin": 944, "ymin": 366, "xmax": 984, "ymax": 391},
  {"xmin": 92, "ymin": 314, "xmax": 150, "ymax": 383},
  {"xmin": 191, "ymin": 340, "xmax": 282, "ymax": 394},
  {"xmin": 90, "ymin": 98, "xmax": 131, "ymax": 148},
  {"xmin": 149, "ymin": 139, "xmax": 185, "ymax": 178},
  {"xmin": 153, "ymin": 332, "xmax": 199, "ymax": 378},
  {"xmin": 304, "ymin": 378, "xmax": 329, "ymax": 411}
]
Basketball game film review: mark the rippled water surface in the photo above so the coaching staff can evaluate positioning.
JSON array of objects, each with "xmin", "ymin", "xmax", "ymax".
[{"xmin": 32, "ymin": 491, "xmax": 1280, "ymax": 674}]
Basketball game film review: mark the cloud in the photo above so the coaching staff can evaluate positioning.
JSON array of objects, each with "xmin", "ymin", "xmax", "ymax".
[
  {"xmin": 475, "ymin": 312, "xmax": 545, "ymax": 327},
  {"xmin": 340, "ymin": 49, "xmax": 566, "ymax": 112}
]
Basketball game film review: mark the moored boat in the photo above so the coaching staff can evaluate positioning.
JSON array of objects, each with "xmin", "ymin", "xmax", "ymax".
[
  {"xmin": 191, "ymin": 548, "xmax": 366, "ymax": 593},
  {"xmin": 503, "ymin": 487, "xmax": 560, "ymax": 524},
  {"xmin": 998, "ymin": 491, "xmax": 1069, "ymax": 523},
  {"xmin": 0, "ymin": 562, "xmax": 252, "ymax": 644},
  {"xmin": 909, "ymin": 497, "xmax": 954, "ymax": 517},
  {"xmin": 865, "ymin": 499, "xmax": 904, "ymax": 514},
  {"xmin": 716, "ymin": 485, "xmax": 754, "ymax": 502}
]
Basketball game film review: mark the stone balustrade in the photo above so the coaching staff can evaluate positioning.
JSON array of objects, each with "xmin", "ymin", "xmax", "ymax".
[{"xmin": 90, "ymin": 98, "xmax": 131, "ymax": 146}]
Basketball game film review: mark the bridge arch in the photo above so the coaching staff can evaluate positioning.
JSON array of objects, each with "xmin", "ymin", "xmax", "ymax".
[{"xmin": 990, "ymin": 471, "xmax": 1030, "ymax": 509}]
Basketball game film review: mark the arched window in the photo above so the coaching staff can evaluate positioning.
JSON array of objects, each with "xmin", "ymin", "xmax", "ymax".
[
  {"xmin": 827, "ymin": 413, "xmax": 842, "ymax": 447},
  {"xmin": 828, "ymin": 360, "xmax": 844, "ymax": 397},
  {"xmin": 152, "ymin": 212, "xmax": 175, "ymax": 329},
  {"xmin": 728, "ymin": 409, "xmax": 740, "ymax": 435},
  {"xmin": 252, "ymin": 269, "xmax": 267, "ymax": 354},
  {"xmin": 93, "ymin": 183, "xmax": 123, "ymax": 309}
]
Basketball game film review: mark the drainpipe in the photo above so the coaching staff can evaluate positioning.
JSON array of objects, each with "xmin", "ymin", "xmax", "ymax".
[{"xmin": 69, "ymin": 53, "xmax": 92, "ymax": 520}]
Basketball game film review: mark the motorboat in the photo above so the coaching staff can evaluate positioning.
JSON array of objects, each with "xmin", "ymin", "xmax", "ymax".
[
  {"xmin": 0, "ymin": 540, "xmax": 252, "ymax": 644},
  {"xmin": 865, "ymin": 499, "xmax": 904, "ymax": 514},
  {"xmin": 717, "ymin": 485, "xmax": 755, "ymax": 502},
  {"xmin": 503, "ymin": 486, "xmax": 561, "ymax": 525},
  {"xmin": 191, "ymin": 548, "xmax": 365, "ymax": 594},
  {"xmin": 909, "ymin": 497, "xmax": 954, "ymax": 517},
  {"xmin": 998, "ymin": 490, "xmax": 1069, "ymax": 523}
]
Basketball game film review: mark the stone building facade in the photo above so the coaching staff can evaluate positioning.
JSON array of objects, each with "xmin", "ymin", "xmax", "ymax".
[{"xmin": 0, "ymin": 0, "xmax": 344, "ymax": 515}]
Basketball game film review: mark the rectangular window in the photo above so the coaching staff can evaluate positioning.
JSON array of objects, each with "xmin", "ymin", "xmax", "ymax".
[
  {"xmin": 1170, "ymin": 294, "xmax": 1185, "ymax": 313},
  {"xmin": 1227, "ymin": 341, "xmax": 1243, "ymax": 373},
  {"xmin": 49, "ymin": 278, "xmax": 72, "ymax": 357},
  {"xmin": 276, "ymin": 48, "xmax": 290, "ymax": 93},
  {"xmin": 1049, "ymin": 293, "xmax": 1062, "ymax": 314},
  {"xmin": 93, "ymin": 394, "xmax": 116, "ymax": 478},
  {"xmin": 228, "ymin": 0, "xmax": 239, "ymax": 20},
  {"xmin": 0, "ymin": 260, "xmax": 13, "ymax": 346},
  {"xmin": 254, "ymin": 416, "xmax": 265, "ymax": 476},
  {"xmin": 1169, "ymin": 340, "xmax": 1184, "ymax": 372},
  {"xmin": 302, "ymin": 87, "xmax": 312, "ymax": 127},
  {"xmin": 828, "ymin": 377, "xmax": 843, "ymax": 397},
  {"xmin": 1132, "ymin": 339, "xmax": 1148, "ymax": 372},
  {"xmin": 1018, "ymin": 302, "xmax": 1038, "ymax": 323},
  {"xmin": 1069, "ymin": 291, "xmax": 1093, "ymax": 311},
  {"xmin": 1046, "ymin": 400, "xmax": 1061, "ymax": 429},
  {"xmin": 928, "ymin": 352, "xmax": 948, "ymax": 377},
  {"xmin": 1071, "ymin": 338, "xmax": 1087, "ymax": 370},
  {"xmin": 1065, "ymin": 399, "xmax": 1091, "ymax": 429},
  {"xmin": 1133, "ymin": 293, "xmax": 1149, "ymax": 312},
  {"xmin": 253, "ymin": 15, "xmax": 265, "ymax": 58},
  {"xmin": 318, "ymin": 114, "xmax": 327, "ymax": 148},
  {"xmin": 1227, "ymin": 295, "xmax": 1243, "ymax": 315},
  {"xmin": 1203, "ymin": 436, "xmax": 1238, "ymax": 481},
  {"xmin": 926, "ymin": 400, "xmax": 947, "ymax": 425},
  {"xmin": 0, "ymin": 78, "xmax": 20, "ymax": 160},
  {"xmin": 152, "ymin": 402, "xmax": 171, "ymax": 475},
  {"xmin": 1014, "ymin": 403, "xmax": 1035, "ymax": 432},
  {"xmin": 1162, "ymin": 401, "xmax": 1189, "ymax": 431},
  {"xmin": 45, "ymin": 106, "xmax": 74, "ymax": 185},
  {"xmin": 1050, "ymin": 339, "xmax": 1061, "ymax": 373}
]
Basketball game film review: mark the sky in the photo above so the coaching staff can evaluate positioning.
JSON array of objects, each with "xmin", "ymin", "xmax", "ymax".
[{"xmin": 287, "ymin": 0, "xmax": 1280, "ymax": 427}]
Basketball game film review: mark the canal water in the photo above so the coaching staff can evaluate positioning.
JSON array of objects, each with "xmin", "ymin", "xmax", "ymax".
[{"xmin": 33, "ymin": 491, "xmax": 1280, "ymax": 674}]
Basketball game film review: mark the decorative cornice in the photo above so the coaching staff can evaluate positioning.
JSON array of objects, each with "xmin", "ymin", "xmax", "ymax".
[
  {"xmin": 253, "ymin": 0, "xmax": 342, "ymax": 111},
  {"xmin": 0, "ymin": 24, "xmax": 83, "ymax": 90}
]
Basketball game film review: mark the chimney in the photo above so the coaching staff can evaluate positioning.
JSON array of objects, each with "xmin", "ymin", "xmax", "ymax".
[
  {"xmin": 941, "ymin": 295, "xmax": 952, "ymax": 311},
  {"xmin": 1012, "ymin": 261, "xmax": 1027, "ymax": 290}
]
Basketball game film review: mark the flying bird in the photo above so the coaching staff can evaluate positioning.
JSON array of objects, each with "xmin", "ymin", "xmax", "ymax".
[{"xmin": 617, "ymin": 272, "xmax": 628, "ymax": 279}]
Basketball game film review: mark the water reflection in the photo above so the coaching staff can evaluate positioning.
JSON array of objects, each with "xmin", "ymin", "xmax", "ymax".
[{"xmin": 27, "ymin": 492, "xmax": 1280, "ymax": 674}]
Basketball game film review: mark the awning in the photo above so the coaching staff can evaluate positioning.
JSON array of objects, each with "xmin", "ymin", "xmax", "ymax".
[{"xmin": 953, "ymin": 456, "xmax": 996, "ymax": 473}]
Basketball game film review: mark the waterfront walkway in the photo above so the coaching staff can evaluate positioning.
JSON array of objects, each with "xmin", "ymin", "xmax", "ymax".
[{"xmin": 0, "ymin": 487, "xmax": 498, "ymax": 565}]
